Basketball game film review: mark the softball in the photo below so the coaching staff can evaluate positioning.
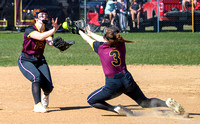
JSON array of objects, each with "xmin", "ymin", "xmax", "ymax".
[{"xmin": 62, "ymin": 22, "xmax": 68, "ymax": 30}]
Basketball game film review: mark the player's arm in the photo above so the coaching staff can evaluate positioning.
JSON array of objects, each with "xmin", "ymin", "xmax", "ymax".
[
  {"xmin": 27, "ymin": 29, "xmax": 54, "ymax": 46},
  {"xmin": 86, "ymin": 26, "xmax": 107, "ymax": 42},
  {"xmin": 79, "ymin": 30, "xmax": 95, "ymax": 47},
  {"xmin": 30, "ymin": 29, "xmax": 56, "ymax": 41},
  {"xmin": 30, "ymin": 18, "xmax": 61, "ymax": 41},
  {"xmin": 46, "ymin": 36, "xmax": 54, "ymax": 46},
  {"xmin": 88, "ymin": 32, "xmax": 106, "ymax": 42}
]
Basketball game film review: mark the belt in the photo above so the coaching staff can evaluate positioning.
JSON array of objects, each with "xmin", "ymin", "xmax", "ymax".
[
  {"xmin": 106, "ymin": 69, "xmax": 127, "ymax": 78},
  {"xmin": 24, "ymin": 53, "xmax": 41, "ymax": 58}
]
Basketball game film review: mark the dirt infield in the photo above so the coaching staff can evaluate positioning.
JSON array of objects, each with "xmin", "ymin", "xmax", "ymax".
[{"xmin": 0, "ymin": 65, "xmax": 200, "ymax": 124}]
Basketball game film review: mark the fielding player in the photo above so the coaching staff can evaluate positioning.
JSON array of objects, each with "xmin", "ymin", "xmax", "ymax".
[
  {"xmin": 78, "ymin": 25, "xmax": 185, "ymax": 116},
  {"xmin": 18, "ymin": 8, "xmax": 61, "ymax": 113}
]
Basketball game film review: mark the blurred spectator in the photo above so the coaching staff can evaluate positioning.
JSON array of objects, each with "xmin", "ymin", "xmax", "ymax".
[
  {"xmin": 105, "ymin": 0, "xmax": 117, "ymax": 25},
  {"xmin": 183, "ymin": 0, "xmax": 197, "ymax": 10},
  {"xmin": 116, "ymin": 0, "xmax": 128, "ymax": 32},
  {"xmin": 129, "ymin": 0, "xmax": 141, "ymax": 29}
]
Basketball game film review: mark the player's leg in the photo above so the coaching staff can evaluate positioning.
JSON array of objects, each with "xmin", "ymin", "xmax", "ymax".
[
  {"xmin": 37, "ymin": 57, "xmax": 54, "ymax": 108},
  {"xmin": 122, "ymin": 71, "xmax": 167, "ymax": 108},
  {"xmin": 18, "ymin": 55, "xmax": 46, "ymax": 112},
  {"xmin": 38, "ymin": 58, "xmax": 53, "ymax": 95},
  {"xmin": 87, "ymin": 86, "xmax": 118, "ymax": 112},
  {"xmin": 18, "ymin": 56, "xmax": 43, "ymax": 104},
  {"xmin": 87, "ymin": 87, "xmax": 115, "ymax": 111},
  {"xmin": 87, "ymin": 77, "xmax": 124, "ymax": 113},
  {"xmin": 129, "ymin": 85, "xmax": 167, "ymax": 108},
  {"xmin": 87, "ymin": 75, "xmax": 134, "ymax": 116},
  {"xmin": 123, "ymin": 71, "xmax": 185, "ymax": 114}
]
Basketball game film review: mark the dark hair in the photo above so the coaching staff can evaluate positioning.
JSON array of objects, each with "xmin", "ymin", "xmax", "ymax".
[{"xmin": 104, "ymin": 25, "xmax": 137, "ymax": 47}]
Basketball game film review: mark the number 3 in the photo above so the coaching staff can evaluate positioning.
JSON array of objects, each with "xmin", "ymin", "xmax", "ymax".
[{"xmin": 109, "ymin": 50, "xmax": 121, "ymax": 67}]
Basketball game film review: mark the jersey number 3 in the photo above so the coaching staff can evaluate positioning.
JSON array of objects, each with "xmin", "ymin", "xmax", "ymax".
[{"xmin": 109, "ymin": 50, "xmax": 121, "ymax": 67}]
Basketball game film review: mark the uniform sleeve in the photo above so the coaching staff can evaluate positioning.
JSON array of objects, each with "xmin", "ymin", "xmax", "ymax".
[
  {"xmin": 24, "ymin": 26, "xmax": 37, "ymax": 38},
  {"xmin": 92, "ymin": 41, "xmax": 104, "ymax": 53}
]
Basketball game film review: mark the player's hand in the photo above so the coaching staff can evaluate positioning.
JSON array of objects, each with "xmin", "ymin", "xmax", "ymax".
[
  {"xmin": 78, "ymin": 29, "xmax": 84, "ymax": 34},
  {"xmin": 52, "ymin": 17, "xmax": 61, "ymax": 31},
  {"xmin": 86, "ymin": 25, "xmax": 92, "ymax": 36}
]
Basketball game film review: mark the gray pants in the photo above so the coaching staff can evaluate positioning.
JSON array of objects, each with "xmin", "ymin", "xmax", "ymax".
[
  {"xmin": 119, "ymin": 12, "xmax": 128, "ymax": 31},
  {"xmin": 18, "ymin": 53, "xmax": 54, "ymax": 104}
]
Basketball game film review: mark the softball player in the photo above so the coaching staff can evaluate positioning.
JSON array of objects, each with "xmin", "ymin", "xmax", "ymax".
[
  {"xmin": 79, "ymin": 25, "xmax": 185, "ymax": 115},
  {"xmin": 18, "ymin": 8, "xmax": 61, "ymax": 113}
]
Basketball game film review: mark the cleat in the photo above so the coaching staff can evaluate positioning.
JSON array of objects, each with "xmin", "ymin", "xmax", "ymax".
[
  {"xmin": 33, "ymin": 102, "xmax": 47, "ymax": 113},
  {"xmin": 166, "ymin": 98, "xmax": 185, "ymax": 115},
  {"xmin": 41, "ymin": 93, "xmax": 49, "ymax": 108},
  {"xmin": 114, "ymin": 104, "xmax": 134, "ymax": 116}
]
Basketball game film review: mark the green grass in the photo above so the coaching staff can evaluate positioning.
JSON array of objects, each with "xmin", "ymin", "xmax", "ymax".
[{"xmin": 0, "ymin": 31, "xmax": 199, "ymax": 66}]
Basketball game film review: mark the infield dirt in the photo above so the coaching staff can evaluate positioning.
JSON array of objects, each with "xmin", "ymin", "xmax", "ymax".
[{"xmin": 0, "ymin": 65, "xmax": 200, "ymax": 124}]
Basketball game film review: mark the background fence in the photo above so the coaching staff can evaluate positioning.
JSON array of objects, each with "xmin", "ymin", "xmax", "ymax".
[
  {"xmin": 82, "ymin": 0, "xmax": 200, "ymax": 33},
  {"xmin": 0, "ymin": 0, "xmax": 200, "ymax": 32}
]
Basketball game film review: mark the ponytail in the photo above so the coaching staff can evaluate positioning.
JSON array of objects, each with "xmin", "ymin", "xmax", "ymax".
[
  {"xmin": 115, "ymin": 33, "xmax": 139, "ymax": 43},
  {"xmin": 105, "ymin": 26, "xmax": 140, "ymax": 47}
]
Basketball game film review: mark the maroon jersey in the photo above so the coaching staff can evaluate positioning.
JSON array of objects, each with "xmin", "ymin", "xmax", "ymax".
[
  {"xmin": 93, "ymin": 41, "xmax": 127, "ymax": 76},
  {"xmin": 22, "ymin": 24, "xmax": 49, "ymax": 57}
]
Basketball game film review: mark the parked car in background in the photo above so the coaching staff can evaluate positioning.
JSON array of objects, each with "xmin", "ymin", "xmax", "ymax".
[{"xmin": 134, "ymin": 0, "xmax": 200, "ymax": 32}]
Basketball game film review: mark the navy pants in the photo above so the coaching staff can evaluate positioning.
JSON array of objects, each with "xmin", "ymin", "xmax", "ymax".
[
  {"xmin": 18, "ymin": 53, "xmax": 53, "ymax": 104},
  {"xmin": 87, "ymin": 71, "xmax": 167, "ymax": 112}
]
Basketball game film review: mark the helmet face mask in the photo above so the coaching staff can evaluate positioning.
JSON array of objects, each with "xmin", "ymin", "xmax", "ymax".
[{"xmin": 41, "ymin": 20, "xmax": 48, "ymax": 24}]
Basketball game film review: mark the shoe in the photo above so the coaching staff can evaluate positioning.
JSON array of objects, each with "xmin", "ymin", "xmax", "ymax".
[
  {"xmin": 33, "ymin": 102, "xmax": 47, "ymax": 113},
  {"xmin": 166, "ymin": 98, "xmax": 185, "ymax": 115},
  {"xmin": 114, "ymin": 104, "xmax": 134, "ymax": 116},
  {"xmin": 42, "ymin": 93, "xmax": 49, "ymax": 108}
]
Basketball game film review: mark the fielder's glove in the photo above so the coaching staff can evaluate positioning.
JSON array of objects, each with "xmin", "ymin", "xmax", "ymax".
[
  {"xmin": 53, "ymin": 36, "xmax": 75, "ymax": 51},
  {"xmin": 66, "ymin": 17, "xmax": 85, "ymax": 34},
  {"xmin": 71, "ymin": 26, "xmax": 85, "ymax": 35}
]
